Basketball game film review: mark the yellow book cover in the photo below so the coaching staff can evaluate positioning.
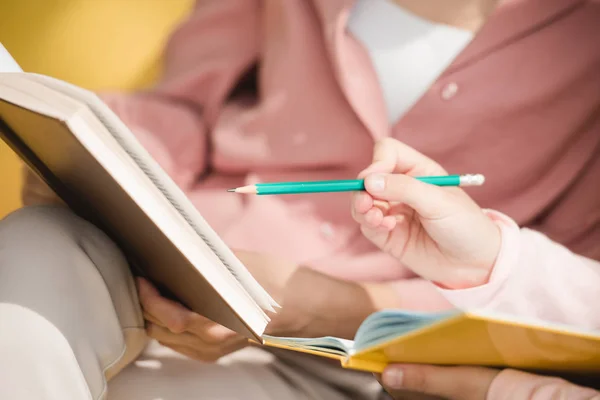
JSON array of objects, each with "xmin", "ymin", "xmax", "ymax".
[{"xmin": 262, "ymin": 310, "xmax": 600, "ymax": 374}]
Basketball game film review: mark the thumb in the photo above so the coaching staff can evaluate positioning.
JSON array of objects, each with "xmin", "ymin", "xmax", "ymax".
[
  {"xmin": 380, "ymin": 365, "xmax": 498, "ymax": 400},
  {"xmin": 364, "ymin": 174, "xmax": 454, "ymax": 220}
]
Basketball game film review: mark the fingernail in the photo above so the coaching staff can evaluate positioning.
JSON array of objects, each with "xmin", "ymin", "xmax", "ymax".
[
  {"xmin": 382, "ymin": 368, "xmax": 404, "ymax": 389},
  {"xmin": 358, "ymin": 161, "xmax": 388, "ymax": 178},
  {"xmin": 366, "ymin": 174, "xmax": 385, "ymax": 192}
]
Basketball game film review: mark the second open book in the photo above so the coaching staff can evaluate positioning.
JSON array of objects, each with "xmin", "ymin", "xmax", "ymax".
[
  {"xmin": 264, "ymin": 309, "xmax": 600, "ymax": 373},
  {"xmin": 1, "ymin": 73, "xmax": 599, "ymax": 374}
]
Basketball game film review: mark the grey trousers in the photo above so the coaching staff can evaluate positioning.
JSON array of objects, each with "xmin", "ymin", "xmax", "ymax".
[{"xmin": 0, "ymin": 206, "xmax": 381, "ymax": 400}]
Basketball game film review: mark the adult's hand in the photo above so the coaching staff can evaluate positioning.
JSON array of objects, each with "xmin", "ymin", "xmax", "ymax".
[
  {"xmin": 379, "ymin": 364, "xmax": 498, "ymax": 400},
  {"xmin": 137, "ymin": 249, "xmax": 296, "ymax": 361},
  {"xmin": 138, "ymin": 248, "xmax": 396, "ymax": 362},
  {"xmin": 378, "ymin": 364, "xmax": 600, "ymax": 400},
  {"xmin": 137, "ymin": 277, "xmax": 248, "ymax": 362}
]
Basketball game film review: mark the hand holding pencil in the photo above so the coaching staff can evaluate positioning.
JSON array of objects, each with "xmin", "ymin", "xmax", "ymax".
[
  {"xmin": 351, "ymin": 138, "xmax": 501, "ymax": 290},
  {"xmin": 227, "ymin": 137, "xmax": 501, "ymax": 290},
  {"xmin": 228, "ymin": 174, "xmax": 484, "ymax": 195}
]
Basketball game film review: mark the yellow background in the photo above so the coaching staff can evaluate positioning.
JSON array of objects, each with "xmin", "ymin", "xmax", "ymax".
[{"xmin": 0, "ymin": 0, "xmax": 193, "ymax": 218}]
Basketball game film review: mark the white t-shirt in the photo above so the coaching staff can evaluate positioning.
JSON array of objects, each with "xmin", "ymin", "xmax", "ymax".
[
  {"xmin": 0, "ymin": 43, "xmax": 23, "ymax": 73},
  {"xmin": 348, "ymin": 0, "xmax": 473, "ymax": 124}
]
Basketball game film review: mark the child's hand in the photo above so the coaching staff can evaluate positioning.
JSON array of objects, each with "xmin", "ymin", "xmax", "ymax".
[{"xmin": 352, "ymin": 138, "xmax": 501, "ymax": 289}]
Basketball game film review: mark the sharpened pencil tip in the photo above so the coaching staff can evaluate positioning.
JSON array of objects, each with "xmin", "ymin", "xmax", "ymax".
[{"xmin": 227, "ymin": 188, "xmax": 236, "ymax": 192}]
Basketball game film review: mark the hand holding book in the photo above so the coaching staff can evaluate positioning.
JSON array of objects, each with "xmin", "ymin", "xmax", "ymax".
[
  {"xmin": 136, "ymin": 249, "xmax": 296, "ymax": 361},
  {"xmin": 352, "ymin": 138, "xmax": 501, "ymax": 290},
  {"xmin": 378, "ymin": 363, "xmax": 498, "ymax": 400},
  {"xmin": 137, "ymin": 249, "xmax": 381, "ymax": 360}
]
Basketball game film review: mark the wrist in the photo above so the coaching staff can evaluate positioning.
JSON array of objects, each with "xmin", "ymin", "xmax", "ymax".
[
  {"xmin": 433, "ymin": 210, "xmax": 521, "ymax": 309},
  {"xmin": 436, "ymin": 211, "xmax": 502, "ymax": 290}
]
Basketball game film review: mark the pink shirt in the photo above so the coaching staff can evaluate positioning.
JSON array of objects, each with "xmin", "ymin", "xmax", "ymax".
[{"xmin": 102, "ymin": 0, "xmax": 600, "ymax": 285}]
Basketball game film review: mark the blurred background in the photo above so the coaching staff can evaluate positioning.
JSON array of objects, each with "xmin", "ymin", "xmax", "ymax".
[{"xmin": 0, "ymin": 0, "xmax": 194, "ymax": 218}]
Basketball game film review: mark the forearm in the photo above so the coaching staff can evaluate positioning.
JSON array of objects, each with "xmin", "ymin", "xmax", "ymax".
[
  {"xmin": 265, "ymin": 267, "xmax": 376, "ymax": 339},
  {"xmin": 266, "ymin": 266, "xmax": 451, "ymax": 339},
  {"xmin": 385, "ymin": 279, "xmax": 454, "ymax": 312}
]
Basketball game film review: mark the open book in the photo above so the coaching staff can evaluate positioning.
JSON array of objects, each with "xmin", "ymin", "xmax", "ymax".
[
  {"xmin": 263, "ymin": 309, "xmax": 600, "ymax": 373},
  {"xmin": 0, "ymin": 72, "xmax": 279, "ymax": 340}
]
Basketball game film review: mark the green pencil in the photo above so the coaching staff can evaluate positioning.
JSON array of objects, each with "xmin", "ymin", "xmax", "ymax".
[{"xmin": 227, "ymin": 174, "xmax": 485, "ymax": 195}]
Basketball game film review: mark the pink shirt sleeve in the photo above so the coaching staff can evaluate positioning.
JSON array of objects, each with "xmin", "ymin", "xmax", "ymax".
[
  {"xmin": 437, "ymin": 210, "xmax": 600, "ymax": 330},
  {"xmin": 99, "ymin": 93, "xmax": 207, "ymax": 192},
  {"xmin": 487, "ymin": 369, "xmax": 600, "ymax": 400},
  {"xmin": 436, "ymin": 215, "xmax": 600, "ymax": 398},
  {"xmin": 100, "ymin": 0, "xmax": 260, "ymax": 191}
]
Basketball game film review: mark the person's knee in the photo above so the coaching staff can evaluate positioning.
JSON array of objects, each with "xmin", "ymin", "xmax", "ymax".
[
  {"xmin": 0, "ymin": 303, "xmax": 100, "ymax": 400},
  {"xmin": 0, "ymin": 206, "xmax": 145, "ymax": 391},
  {"xmin": 0, "ymin": 205, "xmax": 130, "ymax": 287},
  {"xmin": 0, "ymin": 205, "xmax": 142, "ymax": 330},
  {"xmin": 1, "ymin": 205, "xmax": 108, "ymax": 248}
]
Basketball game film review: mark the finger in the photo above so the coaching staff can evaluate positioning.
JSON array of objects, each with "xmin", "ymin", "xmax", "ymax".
[
  {"xmin": 138, "ymin": 279, "xmax": 241, "ymax": 340},
  {"xmin": 148, "ymin": 321, "xmax": 241, "ymax": 349},
  {"xmin": 142, "ymin": 311, "xmax": 165, "ymax": 327},
  {"xmin": 364, "ymin": 174, "xmax": 456, "ymax": 220},
  {"xmin": 136, "ymin": 276, "xmax": 160, "ymax": 297},
  {"xmin": 159, "ymin": 342, "xmax": 234, "ymax": 363},
  {"xmin": 383, "ymin": 202, "xmax": 415, "ymax": 232},
  {"xmin": 381, "ymin": 365, "xmax": 498, "ymax": 400},
  {"xmin": 381, "ymin": 215, "xmax": 397, "ymax": 231},
  {"xmin": 202, "ymin": 323, "xmax": 240, "ymax": 343},
  {"xmin": 352, "ymin": 198, "xmax": 384, "ymax": 230},
  {"xmin": 137, "ymin": 277, "xmax": 192, "ymax": 333},
  {"xmin": 352, "ymin": 192, "xmax": 393, "ymax": 230},
  {"xmin": 373, "ymin": 199, "xmax": 391, "ymax": 214},
  {"xmin": 355, "ymin": 209, "xmax": 387, "ymax": 231},
  {"xmin": 148, "ymin": 323, "xmax": 218, "ymax": 351},
  {"xmin": 365, "ymin": 208, "xmax": 385, "ymax": 228},
  {"xmin": 161, "ymin": 343, "xmax": 207, "ymax": 361},
  {"xmin": 358, "ymin": 160, "xmax": 395, "ymax": 179},
  {"xmin": 149, "ymin": 324, "xmax": 246, "ymax": 362},
  {"xmin": 185, "ymin": 314, "xmax": 239, "ymax": 344},
  {"xmin": 165, "ymin": 341, "xmax": 247, "ymax": 363},
  {"xmin": 352, "ymin": 192, "xmax": 374, "ymax": 215},
  {"xmin": 370, "ymin": 138, "xmax": 447, "ymax": 176},
  {"xmin": 360, "ymin": 223, "xmax": 391, "ymax": 249}
]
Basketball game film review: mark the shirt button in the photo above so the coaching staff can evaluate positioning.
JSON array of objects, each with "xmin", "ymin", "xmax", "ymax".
[
  {"xmin": 441, "ymin": 82, "xmax": 459, "ymax": 100},
  {"xmin": 320, "ymin": 223, "xmax": 335, "ymax": 239}
]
